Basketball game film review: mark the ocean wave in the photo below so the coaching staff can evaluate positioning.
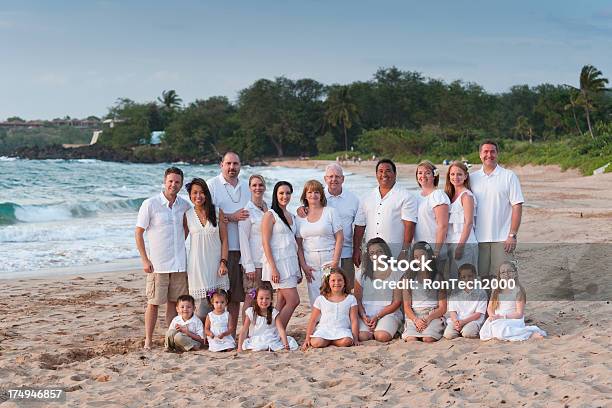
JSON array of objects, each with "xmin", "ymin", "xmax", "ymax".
[{"xmin": 0, "ymin": 198, "xmax": 146, "ymax": 225}]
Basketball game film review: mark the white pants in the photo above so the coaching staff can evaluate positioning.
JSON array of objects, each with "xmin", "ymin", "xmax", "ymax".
[
  {"xmin": 304, "ymin": 249, "xmax": 334, "ymax": 306},
  {"xmin": 447, "ymin": 242, "xmax": 479, "ymax": 279}
]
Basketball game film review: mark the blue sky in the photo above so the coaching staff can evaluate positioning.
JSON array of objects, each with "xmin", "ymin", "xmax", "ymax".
[{"xmin": 1, "ymin": 0, "xmax": 611, "ymax": 119}]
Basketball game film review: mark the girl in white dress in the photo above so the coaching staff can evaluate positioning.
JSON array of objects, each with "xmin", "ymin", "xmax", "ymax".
[
  {"xmin": 402, "ymin": 242, "xmax": 447, "ymax": 342},
  {"xmin": 415, "ymin": 160, "xmax": 450, "ymax": 275},
  {"xmin": 444, "ymin": 161, "xmax": 478, "ymax": 279},
  {"xmin": 302, "ymin": 268, "xmax": 360, "ymax": 349},
  {"xmin": 184, "ymin": 178, "xmax": 229, "ymax": 320},
  {"xmin": 238, "ymin": 175, "xmax": 269, "ymax": 314},
  {"xmin": 237, "ymin": 285, "xmax": 298, "ymax": 352},
  {"xmin": 205, "ymin": 289, "xmax": 236, "ymax": 351},
  {"xmin": 480, "ymin": 262, "xmax": 546, "ymax": 341},
  {"xmin": 261, "ymin": 181, "xmax": 302, "ymax": 330},
  {"xmin": 355, "ymin": 238, "xmax": 403, "ymax": 342},
  {"xmin": 296, "ymin": 179, "xmax": 343, "ymax": 306}
]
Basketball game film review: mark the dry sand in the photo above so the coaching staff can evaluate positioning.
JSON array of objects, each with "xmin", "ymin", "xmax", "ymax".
[{"xmin": 1, "ymin": 162, "xmax": 611, "ymax": 407}]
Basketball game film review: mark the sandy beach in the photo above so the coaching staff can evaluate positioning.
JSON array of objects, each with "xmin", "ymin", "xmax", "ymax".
[{"xmin": 1, "ymin": 162, "xmax": 611, "ymax": 407}]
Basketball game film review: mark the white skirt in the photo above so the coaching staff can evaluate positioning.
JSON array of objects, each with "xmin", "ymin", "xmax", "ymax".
[
  {"xmin": 243, "ymin": 335, "xmax": 299, "ymax": 351},
  {"xmin": 312, "ymin": 325, "xmax": 353, "ymax": 341},
  {"xmin": 480, "ymin": 318, "xmax": 546, "ymax": 341},
  {"xmin": 207, "ymin": 335, "xmax": 236, "ymax": 352}
]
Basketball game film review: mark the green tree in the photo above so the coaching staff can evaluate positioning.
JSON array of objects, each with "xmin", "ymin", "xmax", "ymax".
[
  {"xmin": 325, "ymin": 85, "xmax": 358, "ymax": 153},
  {"xmin": 513, "ymin": 115, "xmax": 533, "ymax": 143},
  {"xmin": 568, "ymin": 65, "xmax": 609, "ymax": 139},
  {"xmin": 158, "ymin": 90, "xmax": 183, "ymax": 110}
]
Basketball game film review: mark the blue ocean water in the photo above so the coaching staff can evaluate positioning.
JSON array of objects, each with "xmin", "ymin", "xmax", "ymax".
[{"xmin": 0, "ymin": 157, "xmax": 418, "ymax": 278}]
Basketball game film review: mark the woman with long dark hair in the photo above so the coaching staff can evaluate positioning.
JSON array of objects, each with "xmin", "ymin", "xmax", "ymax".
[
  {"xmin": 261, "ymin": 181, "xmax": 301, "ymax": 330},
  {"xmin": 184, "ymin": 178, "xmax": 229, "ymax": 321}
]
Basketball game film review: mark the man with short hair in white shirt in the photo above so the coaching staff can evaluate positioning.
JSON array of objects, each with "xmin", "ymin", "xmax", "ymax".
[
  {"xmin": 323, "ymin": 163, "xmax": 360, "ymax": 290},
  {"xmin": 471, "ymin": 140, "xmax": 524, "ymax": 280},
  {"xmin": 135, "ymin": 167, "xmax": 191, "ymax": 350},
  {"xmin": 206, "ymin": 151, "xmax": 250, "ymax": 337},
  {"xmin": 353, "ymin": 159, "xmax": 418, "ymax": 267}
]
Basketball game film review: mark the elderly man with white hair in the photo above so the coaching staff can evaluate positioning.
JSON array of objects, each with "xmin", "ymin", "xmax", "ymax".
[{"xmin": 321, "ymin": 163, "xmax": 360, "ymax": 290}]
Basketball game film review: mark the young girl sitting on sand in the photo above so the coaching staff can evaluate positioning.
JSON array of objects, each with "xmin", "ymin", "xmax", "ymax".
[
  {"xmin": 205, "ymin": 289, "xmax": 236, "ymax": 351},
  {"xmin": 443, "ymin": 263, "xmax": 488, "ymax": 339},
  {"xmin": 480, "ymin": 262, "xmax": 546, "ymax": 341},
  {"xmin": 401, "ymin": 242, "xmax": 447, "ymax": 343},
  {"xmin": 165, "ymin": 295, "xmax": 205, "ymax": 352},
  {"xmin": 302, "ymin": 268, "xmax": 360, "ymax": 349},
  {"xmin": 237, "ymin": 285, "xmax": 298, "ymax": 352}
]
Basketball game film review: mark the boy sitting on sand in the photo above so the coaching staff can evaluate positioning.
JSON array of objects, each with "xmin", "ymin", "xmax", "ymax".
[{"xmin": 165, "ymin": 295, "xmax": 205, "ymax": 352}]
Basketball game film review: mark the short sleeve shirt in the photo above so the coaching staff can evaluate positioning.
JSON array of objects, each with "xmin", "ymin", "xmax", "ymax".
[
  {"xmin": 447, "ymin": 288, "xmax": 488, "ymax": 324},
  {"xmin": 414, "ymin": 189, "xmax": 450, "ymax": 245},
  {"xmin": 207, "ymin": 174, "xmax": 250, "ymax": 251},
  {"xmin": 325, "ymin": 188, "xmax": 360, "ymax": 258},
  {"xmin": 354, "ymin": 184, "xmax": 417, "ymax": 255},
  {"xmin": 296, "ymin": 207, "xmax": 343, "ymax": 253},
  {"xmin": 136, "ymin": 192, "xmax": 190, "ymax": 273},
  {"xmin": 168, "ymin": 314, "xmax": 204, "ymax": 338},
  {"xmin": 470, "ymin": 165, "xmax": 524, "ymax": 242}
]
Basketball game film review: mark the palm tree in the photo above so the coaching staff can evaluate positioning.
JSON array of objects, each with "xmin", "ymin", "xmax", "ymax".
[
  {"xmin": 157, "ymin": 90, "xmax": 183, "ymax": 110},
  {"xmin": 513, "ymin": 115, "xmax": 533, "ymax": 143},
  {"xmin": 567, "ymin": 65, "xmax": 609, "ymax": 139},
  {"xmin": 325, "ymin": 86, "xmax": 359, "ymax": 154},
  {"xmin": 564, "ymin": 91, "xmax": 583, "ymax": 135}
]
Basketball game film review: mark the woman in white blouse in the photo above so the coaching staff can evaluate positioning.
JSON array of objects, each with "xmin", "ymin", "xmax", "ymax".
[
  {"xmin": 238, "ymin": 174, "xmax": 269, "ymax": 313},
  {"xmin": 296, "ymin": 180, "xmax": 343, "ymax": 306},
  {"xmin": 414, "ymin": 160, "xmax": 450, "ymax": 275},
  {"xmin": 444, "ymin": 161, "xmax": 478, "ymax": 278}
]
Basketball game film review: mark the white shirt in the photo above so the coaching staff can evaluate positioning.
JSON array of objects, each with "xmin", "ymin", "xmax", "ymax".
[
  {"xmin": 447, "ymin": 288, "xmax": 488, "ymax": 324},
  {"xmin": 207, "ymin": 174, "xmax": 250, "ymax": 251},
  {"xmin": 354, "ymin": 184, "xmax": 417, "ymax": 256},
  {"xmin": 136, "ymin": 192, "xmax": 190, "ymax": 273},
  {"xmin": 168, "ymin": 314, "xmax": 204, "ymax": 338},
  {"xmin": 296, "ymin": 207, "xmax": 343, "ymax": 253},
  {"xmin": 325, "ymin": 187, "xmax": 360, "ymax": 258},
  {"xmin": 470, "ymin": 165, "xmax": 524, "ymax": 242},
  {"xmin": 238, "ymin": 200, "xmax": 267, "ymax": 273},
  {"xmin": 414, "ymin": 189, "xmax": 450, "ymax": 245}
]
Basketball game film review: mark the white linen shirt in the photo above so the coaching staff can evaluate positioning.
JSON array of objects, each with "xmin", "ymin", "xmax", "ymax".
[
  {"xmin": 354, "ymin": 184, "xmax": 417, "ymax": 255},
  {"xmin": 238, "ymin": 200, "xmax": 267, "ymax": 273},
  {"xmin": 136, "ymin": 192, "xmax": 190, "ymax": 273},
  {"xmin": 470, "ymin": 165, "xmax": 524, "ymax": 242},
  {"xmin": 207, "ymin": 174, "xmax": 250, "ymax": 251},
  {"xmin": 325, "ymin": 187, "xmax": 360, "ymax": 258},
  {"xmin": 168, "ymin": 314, "xmax": 204, "ymax": 338},
  {"xmin": 296, "ymin": 207, "xmax": 343, "ymax": 253}
]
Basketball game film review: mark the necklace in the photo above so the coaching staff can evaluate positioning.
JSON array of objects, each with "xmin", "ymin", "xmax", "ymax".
[
  {"xmin": 253, "ymin": 200, "xmax": 266, "ymax": 212},
  {"xmin": 223, "ymin": 181, "xmax": 241, "ymax": 204}
]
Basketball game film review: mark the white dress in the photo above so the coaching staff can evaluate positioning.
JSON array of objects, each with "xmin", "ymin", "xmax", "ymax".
[
  {"xmin": 242, "ymin": 307, "xmax": 298, "ymax": 351},
  {"xmin": 480, "ymin": 289, "xmax": 546, "ymax": 341},
  {"xmin": 446, "ymin": 189, "xmax": 479, "ymax": 278},
  {"xmin": 261, "ymin": 210, "xmax": 301, "ymax": 289},
  {"xmin": 206, "ymin": 311, "xmax": 236, "ymax": 351},
  {"xmin": 312, "ymin": 294, "xmax": 358, "ymax": 340},
  {"xmin": 185, "ymin": 207, "xmax": 229, "ymax": 299}
]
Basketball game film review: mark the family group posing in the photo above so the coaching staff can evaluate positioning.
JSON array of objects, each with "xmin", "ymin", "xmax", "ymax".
[{"xmin": 135, "ymin": 141, "xmax": 546, "ymax": 352}]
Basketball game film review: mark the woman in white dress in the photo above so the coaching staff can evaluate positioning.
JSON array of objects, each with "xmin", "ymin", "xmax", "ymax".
[
  {"xmin": 184, "ymin": 178, "xmax": 229, "ymax": 320},
  {"xmin": 238, "ymin": 174, "xmax": 269, "ymax": 314},
  {"xmin": 295, "ymin": 180, "xmax": 343, "ymax": 306},
  {"xmin": 415, "ymin": 160, "xmax": 450, "ymax": 275},
  {"xmin": 444, "ymin": 161, "xmax": 478, "ymax": 278},
  {"xmin": 261, "ymin": 181, "xmax": 302, "ymax": 330},
  {"xmin": 480, "ymin": 262, "xmax": 546, "ymax": 341}
]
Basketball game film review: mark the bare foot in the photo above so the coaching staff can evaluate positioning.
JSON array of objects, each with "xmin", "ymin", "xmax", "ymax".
[
  {"xmin": 144, "ymin": 339, "xmax": 152, "ymax": 350},
  {"xmin": 531, "ymin": 333, "xmax": 544, "ymax": 339}
]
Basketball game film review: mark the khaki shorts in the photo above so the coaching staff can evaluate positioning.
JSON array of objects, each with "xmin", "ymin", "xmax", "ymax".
[
  {"xmin": 146, "ymin": 272, "xmax": 188, "ymax": 306},
  {"xmin": 227, "ymin": 251, "xmax": 245, "ymax": 303},
  {"xmin": 478, "ymin": 242, "xmax": 515, "ymax": 279},
  {"xmin": 358, "ymin": 313, "xmax": 401, "ymax": 337},
  {"xmin": 341, "ymin": 257, "xmax": 356, "ymax": 292}
]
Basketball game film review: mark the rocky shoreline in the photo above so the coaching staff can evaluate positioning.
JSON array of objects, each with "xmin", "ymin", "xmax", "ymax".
[{"xmin": 4, "ymin": 144, "xmax": 268, "ymax": 165}]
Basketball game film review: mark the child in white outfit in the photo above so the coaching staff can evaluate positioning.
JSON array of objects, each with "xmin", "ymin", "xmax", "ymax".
[
  {"xmin": 205, "ymin": 289, "xmax": 236, "ymax": 351},
  {"xmin": 165, "ymin": 295, "xmax": 205, "ymax": 352},
  {"xmin": 237, "ymin": 286, "xmax": 298, "ymax": 352},
  {"xmin": 444, "ymin": 263, "xmax": 488, "ymax": 339}
]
